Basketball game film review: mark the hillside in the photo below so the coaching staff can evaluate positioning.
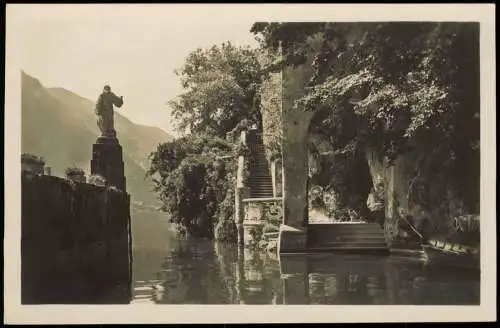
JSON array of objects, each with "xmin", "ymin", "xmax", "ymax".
[{"xmin": 21, "ymin": 71, "xmax": 174, "ymax": 205}]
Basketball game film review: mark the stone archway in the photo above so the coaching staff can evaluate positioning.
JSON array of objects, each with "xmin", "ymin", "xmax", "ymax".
[{"xmin": 276, "ymin": 50, "xmax": 317, "ymax": 254}]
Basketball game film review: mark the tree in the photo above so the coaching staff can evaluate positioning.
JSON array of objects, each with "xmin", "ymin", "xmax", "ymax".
[
  {"xmin": 148, "ymin": 134, "xmax": 236, "ymax": 239},
  {"xmin": 150, "ymin": 42, "xmax": 273, "ymax": 240},
  {"xmin": 252, "ymin": 22, "xmax": 480, "ymax": 221},
  {"xmin": 169, "ymin": 42, "xmax": 264, "ymax": 139}
]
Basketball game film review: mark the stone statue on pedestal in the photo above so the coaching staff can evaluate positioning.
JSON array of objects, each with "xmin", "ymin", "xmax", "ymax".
[
  {"xmin": 95, "ymin": 85, "xmax": 124, "ymax": 138},
  {"xmin": 91, "ymin": 84, "xmax": 127, "ymax": 192}
]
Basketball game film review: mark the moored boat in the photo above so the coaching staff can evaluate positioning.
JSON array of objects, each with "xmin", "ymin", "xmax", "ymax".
[{"xmin": 422, "ymin": 239, "xmax": 480, "ymax": 271}]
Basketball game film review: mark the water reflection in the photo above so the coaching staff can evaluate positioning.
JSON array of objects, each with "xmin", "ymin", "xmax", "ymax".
[
  {"xmin": 130, "ymin": 209, "xmax": 479, "ymax": 305},
  {"xmin": 132, "ymin": 236, "xmax": 479, "ymax": 305}
]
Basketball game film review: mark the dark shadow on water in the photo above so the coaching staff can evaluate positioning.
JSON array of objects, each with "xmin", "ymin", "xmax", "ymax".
[
  {"xmin": 281, "ymin": 253, "xmax": 480, "ymax": 305},
  {"xmin": 132, "ymin": 233, "xmax": 480, "ymax": 305}
]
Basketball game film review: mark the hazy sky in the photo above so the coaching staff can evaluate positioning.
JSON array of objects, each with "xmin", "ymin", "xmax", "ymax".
[{"xmin": 20, "ymin": 5, "xmax": 259, "ymax": 136}]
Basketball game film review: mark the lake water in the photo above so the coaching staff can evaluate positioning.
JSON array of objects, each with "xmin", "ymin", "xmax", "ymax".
[{"xmin": 131, "ymin": 209, "xmax": 480, "ymax": 305}]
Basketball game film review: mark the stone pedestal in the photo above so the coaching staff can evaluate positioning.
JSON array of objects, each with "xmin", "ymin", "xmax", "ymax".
[{"xmin": 91, "ymin": 136, "xmax": 126, "ymax": 192}]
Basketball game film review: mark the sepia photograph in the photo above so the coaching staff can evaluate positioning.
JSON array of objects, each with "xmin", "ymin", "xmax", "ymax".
[{"xmin": 4, "ymin": 3, "xmax": 496, "ymax": 324}]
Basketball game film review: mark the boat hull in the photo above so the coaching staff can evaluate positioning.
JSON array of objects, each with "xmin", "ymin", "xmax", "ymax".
[{"xmin": 422, "ymin": 241, "xmax": 479, "ymax": 271}]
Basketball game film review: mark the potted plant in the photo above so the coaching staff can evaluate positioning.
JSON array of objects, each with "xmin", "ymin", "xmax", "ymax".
[{"xmin": 65, "ymin": 167, "xmax": 86, "ymax": 183}]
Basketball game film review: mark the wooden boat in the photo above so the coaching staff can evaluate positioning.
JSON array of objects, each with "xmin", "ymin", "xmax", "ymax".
[
  {"xmin": 422, "ymin": 239, "xmax": 480, "ymax": 271},
  {"xmin": 398, "ymin": 215, "xmax": 480, "ymax": 270}
]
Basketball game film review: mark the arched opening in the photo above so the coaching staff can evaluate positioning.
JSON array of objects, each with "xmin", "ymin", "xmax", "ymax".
[{"xmin": 306, "ymin": 102, "xmax": 374, "ymax": 225}]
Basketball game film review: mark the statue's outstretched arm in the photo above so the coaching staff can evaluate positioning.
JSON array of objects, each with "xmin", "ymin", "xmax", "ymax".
[{"xmin": 113, "ymin": 93, "xmax": 124, "ymax": 108}]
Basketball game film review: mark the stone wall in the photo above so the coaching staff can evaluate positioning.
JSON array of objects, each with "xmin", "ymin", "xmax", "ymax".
[
  {"xmin": 365, "ymin": 143, "xmax": 479, "ymax": 246},
  {"xmin": 242, "ymin": 198, "xmax": 283, "ymax": 250},
  {"xmin": 260, "ymin": 71, "xmax": 283, "ymax": 161},
  {"xmin": 21, "ymin": 172, "xmax": 132, "ymax": 304}
]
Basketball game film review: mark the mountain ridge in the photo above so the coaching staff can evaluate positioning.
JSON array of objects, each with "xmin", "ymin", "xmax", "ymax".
[{"xmin": 21, "ymin": 71, "xmax": 173, "ymax": 205}]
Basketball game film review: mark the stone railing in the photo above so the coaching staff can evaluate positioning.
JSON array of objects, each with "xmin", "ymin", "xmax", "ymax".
[
  {"xmin": 235, "ymin": 129, "xmax": 284, "ymax": 249},
  {"xmin": 242, "ymin": 197, "xmax": 283, "ymax": 225},
  {"xmin": 242, "ymin": 197, "xmax": 283, "ymax": 249},
  {"xmin": 235, "ymin": 130, "xmax": 250, "ymax": 246}
]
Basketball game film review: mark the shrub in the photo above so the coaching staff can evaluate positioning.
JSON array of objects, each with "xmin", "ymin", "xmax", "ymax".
[
  {"xmin": 65, "ymin": 167, "xmax": 86, "ymax": 183},
  {"xmin": 88, "ymin": 174, "xmax": 107, "ymax": 187}
]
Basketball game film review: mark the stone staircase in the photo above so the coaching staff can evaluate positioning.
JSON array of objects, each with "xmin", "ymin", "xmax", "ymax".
[
  {"xmin": 307, "ymin": 223, "xmax": 389, "ymax": 254},
  {"xmin": 246, "ymin": 131, "xmax": 274, "ymax": 199}
]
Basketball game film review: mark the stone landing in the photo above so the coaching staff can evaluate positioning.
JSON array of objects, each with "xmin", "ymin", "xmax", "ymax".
[
  {"xmin": 91, "ymin": 136, "xmax": 126, "ymax": 192},
  {"xmin": 279, "ymin": 222, "xmax": 390, "ymax": 255}
]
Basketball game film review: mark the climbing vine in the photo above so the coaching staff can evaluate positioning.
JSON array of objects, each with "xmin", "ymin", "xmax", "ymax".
[{"xmin": 252, "ymin": 22, "xmax": 480, "ymax": 226}]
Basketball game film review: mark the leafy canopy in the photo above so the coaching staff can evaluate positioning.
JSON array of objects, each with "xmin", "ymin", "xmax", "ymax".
[
  {"xmin": 169, "ymin": 42, "xmax": 263, "ymax": 138},
  {"xmin": 251, "ymin": 22, "xmax": 480, "ymax": 218},
  {"xmin": 148, "ymin": 134, "xmax": 236, "ymax": 239}
]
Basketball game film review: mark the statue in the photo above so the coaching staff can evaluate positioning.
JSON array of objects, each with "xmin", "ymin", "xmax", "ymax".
[{"xmin": 95, "ymin": 85, "xmax": 124, "ymax": 138}]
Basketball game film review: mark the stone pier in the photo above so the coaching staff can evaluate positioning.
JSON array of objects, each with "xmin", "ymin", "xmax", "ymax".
[
  {"xmin": 91, "ymin": 136, "xmax": 127, "ymax": 192},
  {"xmin": 278, "ymin": 106, "xmax": 314, "ymax": 253},
  {"xmin": 277, "ymin": 48, "xmax": 316, "ymax": 254}
]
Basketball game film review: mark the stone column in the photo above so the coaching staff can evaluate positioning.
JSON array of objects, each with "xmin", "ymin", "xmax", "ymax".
[
  {"xmin": 276, "ymin": 44, "xmax": 316, "ymax": 254},
  {"xmin": 90, "ymin": 136, "xmax": 127, "ymax": 192},
  {"xmin": 235, "ymin": 130, "xmax": 248, "ymax": 247},
  {"xmin": 271, "ymin": 160, "xmax": 277, "ymax": 197},
  {"xmin": 384, "ymin": 162, "xmax": 399, "ymax": 247},
  {"xmin": 278, "ymin": 108, "xmax": 314, "ymax": 254}
]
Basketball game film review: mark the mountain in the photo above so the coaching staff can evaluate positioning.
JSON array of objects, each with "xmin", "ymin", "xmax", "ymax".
[{"xmin": 21, "ymin": 71, "xmax": 174, "ymax": 205}]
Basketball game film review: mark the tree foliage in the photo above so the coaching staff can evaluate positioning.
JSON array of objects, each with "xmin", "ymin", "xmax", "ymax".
[
  {"xmin": 169, "ymin": 42, "xmax": 263, "ymax": 138},
  {"xmin": 148, "ymin": 134, "xmax": 237, "ymax": 239},
  {"xmin": 252, "ymin": 22, "xmax": 480, "ymax": 219}
]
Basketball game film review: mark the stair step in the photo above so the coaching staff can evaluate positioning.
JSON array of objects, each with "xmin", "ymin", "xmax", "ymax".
[
  {"xmin": 307, "ymin": 247, "xmax": 389, "ymax": 253},
  {"xmin": 309, "ymin": 230, "xmax": 385, "ymax": 234},
  {"xmin": 308, "ymin": 225, "xmax": 383, "ymax": 232},
  {"xmin": 310, "ymin": 241, "xmax": 387, "ymax": 247},
  {"xmin": 316, "ymin": 236, "xmax": 387, "ymax": 242},
  {"xmin": 309, "ymin": 229, "xmax": 385, "ymax": 234}
]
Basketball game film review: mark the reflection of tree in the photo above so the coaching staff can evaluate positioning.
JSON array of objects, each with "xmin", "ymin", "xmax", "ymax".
[
  {"xmin": 214, "ymin": 242, "xmax": 239, "ymax": 303},
  {"xmin": 155, "ymin": 238, "xmax": 230, "ymax": 304},
  {"xmin": 262, "ymin": 252, "xmax": 283, "ymax": 304}
]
